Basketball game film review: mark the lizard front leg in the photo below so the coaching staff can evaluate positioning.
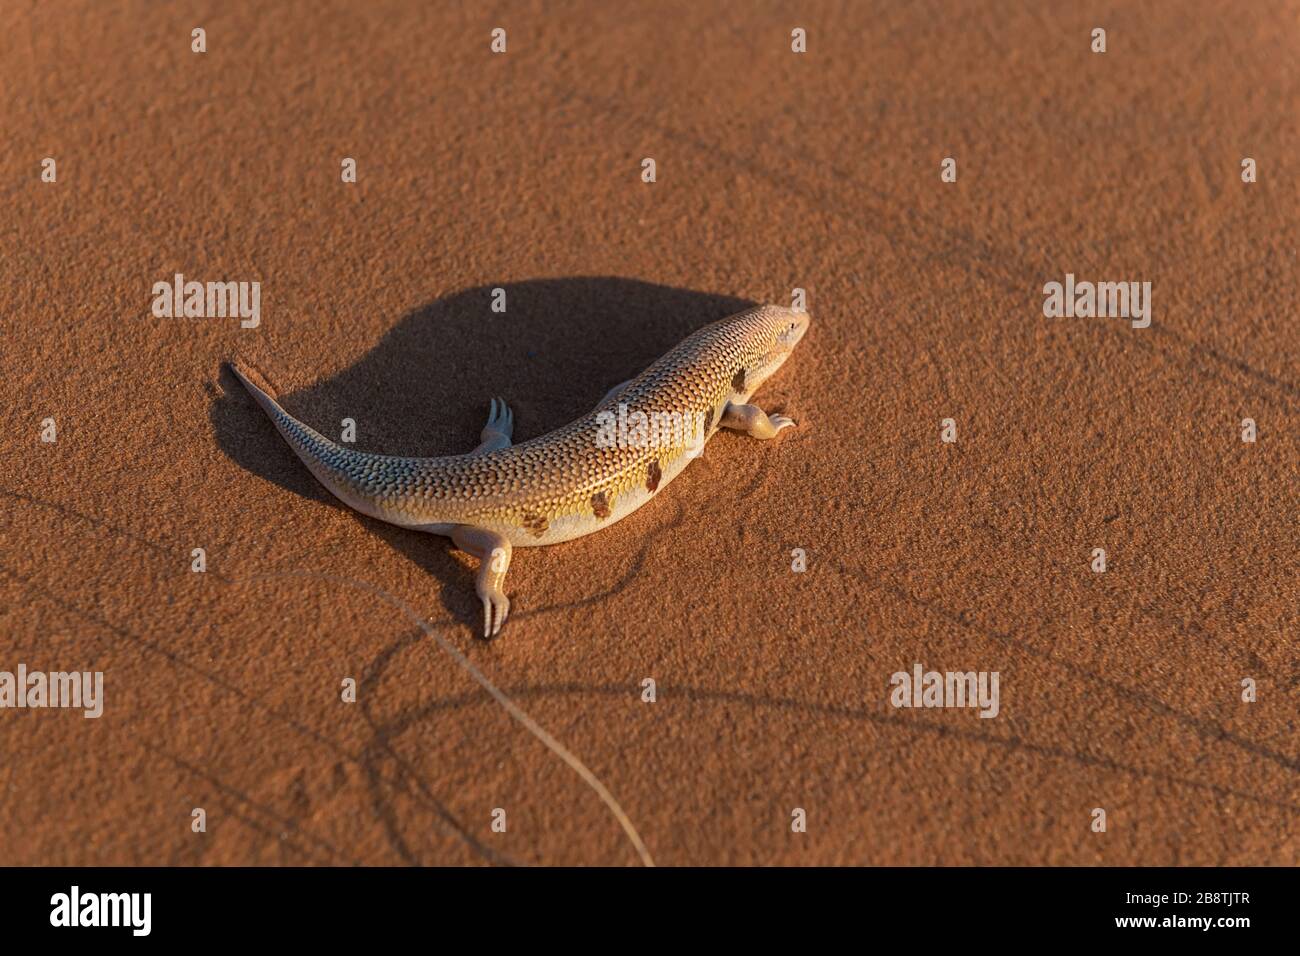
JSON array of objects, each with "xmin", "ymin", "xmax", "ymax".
[
  {"xmin": 720, "ymin": 401, "xmax": 795, "ymax": 440},
  {"xmin": 450, "ymin": 525, "xmax": 512, "ymax": 637}
]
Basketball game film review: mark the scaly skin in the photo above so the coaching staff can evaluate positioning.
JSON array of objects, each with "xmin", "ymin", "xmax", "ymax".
[{"xmin": 230, "ymin": 303, "xmax": 810, "ymax": 636}]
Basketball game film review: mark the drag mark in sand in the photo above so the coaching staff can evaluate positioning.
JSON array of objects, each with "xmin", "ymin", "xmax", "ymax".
[
  {"xmin": 239, "ymin": 570, "xmax": 657, "ymax": 867},
  {"xmin": 412, "ymin": 683, "xmax": 1300, "ymax": 818}
]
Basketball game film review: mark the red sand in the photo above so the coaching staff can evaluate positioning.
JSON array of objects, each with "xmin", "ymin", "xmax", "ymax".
[{"xmin": 1, "ymin": 0, "xmax": 1296, "ymax": 865}]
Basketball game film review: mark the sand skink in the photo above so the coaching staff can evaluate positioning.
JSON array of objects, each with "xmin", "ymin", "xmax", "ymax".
[{"xmin": 229, "ymin": 303, "xmax": 810, "ymax": 637}]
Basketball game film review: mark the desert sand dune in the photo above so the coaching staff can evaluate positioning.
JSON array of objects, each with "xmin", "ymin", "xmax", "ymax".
[{"xmin": 1, "ymin": 0, "xmax": 1296, "ymax": 866}]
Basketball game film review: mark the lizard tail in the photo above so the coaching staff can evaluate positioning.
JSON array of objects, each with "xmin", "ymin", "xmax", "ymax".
[{"xmin": 225, "ymin": 361, "xmax": 367, "ymax": 498}]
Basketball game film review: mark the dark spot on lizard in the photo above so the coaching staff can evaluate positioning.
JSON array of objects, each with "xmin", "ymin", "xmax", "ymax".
[
  {"xmin": 646, "ymin": 460, "xmax": 661, "ymax": 493},
  {"xmin": 521, "ymin": 512, "xmax": 548, "ymax": 537},
  {"xmin": 703, "ymin": 406, "xmax": 714, "ymax": 433},
  {"xmin": 732, "ymin": 367, "xmax": 747, "ymax": 392},
  {"xmin": 591, "ymin": 491, "xmax": 610, "ymax": 519}
]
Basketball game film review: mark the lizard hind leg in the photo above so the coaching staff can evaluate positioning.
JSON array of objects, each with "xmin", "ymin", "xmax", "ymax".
[
  {"xmin": 450, "ymin": 525, "xmax": 513, "ymax": 638},
  {"xmin": 471, "ymin": 397, "xmax": 514, "ymax": 454}
]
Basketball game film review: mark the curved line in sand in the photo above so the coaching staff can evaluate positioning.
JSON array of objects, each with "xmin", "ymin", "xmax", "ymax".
[{"xmin": 236, "ymin": 570, "xmax": 657, "ymax": 868}]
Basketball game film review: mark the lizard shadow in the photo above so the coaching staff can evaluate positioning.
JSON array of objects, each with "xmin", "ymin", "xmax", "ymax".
[{"xmin": 210, "ymin": 277, "xmax": 754, "ymax": 633}]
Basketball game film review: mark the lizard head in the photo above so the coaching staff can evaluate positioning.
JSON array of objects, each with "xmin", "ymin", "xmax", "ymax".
[{"xmin": 727, "ymin": 304, "xmax": 810, "ymax": 399}]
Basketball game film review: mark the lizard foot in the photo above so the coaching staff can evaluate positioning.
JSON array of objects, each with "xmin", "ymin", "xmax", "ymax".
[
  {"xmin": 479, "ymin": 587, "xmax": 511, "ymax": 639},
  {"xmin": 472, "ymin": 397, "xmax": 514, "ymax": 454},
  {"xmin": 720, "ymin": 401, "xmax": 796, "ymax": 440},
  {"xmin": 451, "ymin": 525, "xmax": 513, "ymax": 639}
]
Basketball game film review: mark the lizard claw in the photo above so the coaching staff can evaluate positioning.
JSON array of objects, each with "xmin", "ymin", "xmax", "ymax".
[
  {"xmin": 769, "ymin": 414, "xmax": 796, "ymax": 434},
  {"xmin": 474, "ymin": 398, "xmax": 514, "ymax": 454},
  {"xmin": 481, "ymin": 590, "xmax": 511, "ymax": 639}
]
